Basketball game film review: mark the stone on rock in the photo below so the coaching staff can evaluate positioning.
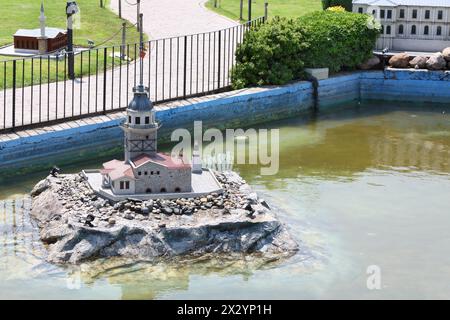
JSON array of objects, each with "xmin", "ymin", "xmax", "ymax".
[
  {"xmin": 409, "ymin": 55, "xmax": 428, "ymax": 69},
  {"xmin": 389, "ymin": 52, "xmax": 410, "ymax": 68},
  {"xmin": 442, "ymin": 47, "xmax": 450, "ymax": 61},
  {"xmin": 31, "ymin": 178, "xmax": 50, "ymax": 197},
  {"xmin": 358, "ymin": 56, "xmax": 381, "ymax": 70},
  {"xmin": 426, "ymin": 53, "xmax": 447, "ymax": 70}
]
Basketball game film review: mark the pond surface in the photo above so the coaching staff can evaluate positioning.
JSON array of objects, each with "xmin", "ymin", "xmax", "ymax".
[{"xmin": 0, "ymin": 101, "xmax": 449, "ymax": 299}]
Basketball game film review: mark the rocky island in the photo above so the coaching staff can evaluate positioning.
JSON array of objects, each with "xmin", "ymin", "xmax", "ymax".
[{"xmin": 30, "ymin": 171, "xmax": 299, "ymax": 264}]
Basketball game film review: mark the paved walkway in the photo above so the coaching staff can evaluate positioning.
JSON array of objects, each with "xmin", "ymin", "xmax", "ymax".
[{"xmin": 0, "ymin": 1, "xmax": 240, "ymax": 131}]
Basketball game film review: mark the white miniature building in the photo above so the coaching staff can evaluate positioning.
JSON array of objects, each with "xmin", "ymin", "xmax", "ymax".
[
  {"xmin": 100, "ymin": 85, "xmax": 192, "ymax": 195},
  {"xmin": 84, "ymin": 15, "xmax": 222, "ymax": 201},
  {"xmin": 353, "ymin": 0, "xmax": 450, "ymax": 52}
]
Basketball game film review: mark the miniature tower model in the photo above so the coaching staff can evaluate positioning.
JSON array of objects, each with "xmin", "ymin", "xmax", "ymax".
[
  {"xmin": 37, "ymin": 2, "xmax": 48, "ymax": 54},
  {"xmin": 121, "ymin": 14, "xmax": 158, "ymax": 162},
  {"xmin": 100, "ymin": 14, "xmax": 192, "ymax": 196}
]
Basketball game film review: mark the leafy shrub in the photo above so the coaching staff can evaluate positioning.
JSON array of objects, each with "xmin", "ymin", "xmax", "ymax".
[
  {"xmin": 231, "ymin": 17, "xmax": 309, "ymax": 89},
  {"xmin": 231, "ymin": 11, "xmax": 379, "ymax": 89},
  {"xmin": 321, "ymin": 0, "xmax": 353, "ymax": 11}
]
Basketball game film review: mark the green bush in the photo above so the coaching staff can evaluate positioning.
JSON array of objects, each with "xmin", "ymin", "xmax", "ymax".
[
  {"xmin": 231, "ymin": 11, "xmax": 379, "ymax": 89},
  {"xmin": 321, "ymin": 0, "xmax": 353, "ymax": 11}
]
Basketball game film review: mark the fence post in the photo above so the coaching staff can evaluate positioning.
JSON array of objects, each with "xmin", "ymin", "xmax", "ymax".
[
  {"xmin": 121, "ymin": 22, "xmax": 126, "ymax": 59},
  {"xmin": 264, "ymin": 2, "xmax": 268, "ymax": 21},
  {"xmin": 100, "ymin": 0, "xmax": 103, "ymax": 8},
  {"xmin": 137, "ymin": 0, "xmax": 141, "ymax": 31},
  {"xmin": 183, "ymin": 36, "xmax": 188, "ymax": 98},
  {"xmin": 118, "ymin": 0, "xmax": 122, "ymax": 19},
  {"xmin": 103, "ymin": 47, "xmax": 107, "ymax": 114},
  {"xmin": 12, "ymin": 60, "xmax": 16, "ymax": 129},
  {"xmin": 217, "ymin": 31, "xmax": 221, "ymax": 89},
  {"xmin": 240, "ymin": 0, "xmax": 243, "ymax": 20},
  {"xmin": 248, "ymin": 0, "xmax": 252, "ymax": 21}
]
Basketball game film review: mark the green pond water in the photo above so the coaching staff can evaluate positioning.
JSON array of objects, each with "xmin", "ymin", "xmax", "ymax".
[{"xmin": 0, "ymin": 101, "xmax": 449, "ymax": 299}]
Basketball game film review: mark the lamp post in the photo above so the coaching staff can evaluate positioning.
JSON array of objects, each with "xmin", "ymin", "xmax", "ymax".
[{"xmin": 66, "ymin": 1, "xmax": 79, "ymax": 80}]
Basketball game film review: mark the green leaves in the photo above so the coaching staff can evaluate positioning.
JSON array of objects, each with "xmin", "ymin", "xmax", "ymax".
[{"xmin": 232, "ymin": 11, "xmax": 379, "ymax": 89}]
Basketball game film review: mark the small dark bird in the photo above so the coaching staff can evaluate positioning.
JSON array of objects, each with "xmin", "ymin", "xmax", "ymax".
[{"xmin": 50, "ymin": 166, "xmax": 61, "ymax": 177}]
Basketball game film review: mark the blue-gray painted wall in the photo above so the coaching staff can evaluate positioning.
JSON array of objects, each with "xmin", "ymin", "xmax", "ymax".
[{"xmin": 1, "ymin": 69, "xmax": 450, "ymax": 170}]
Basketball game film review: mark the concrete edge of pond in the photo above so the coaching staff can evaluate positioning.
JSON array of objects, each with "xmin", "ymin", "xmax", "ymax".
[{"xmin": 2, "ymin": 68, "xmax": 450, "ymax": 171}]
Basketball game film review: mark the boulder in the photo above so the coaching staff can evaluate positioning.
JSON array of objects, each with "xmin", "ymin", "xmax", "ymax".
[
  {"xmin": 389, "ymin": 52, "xmax": 410, "ymax": 68},
  {"xmin": 358, "ymin": 56, "xmax": 381, "ymax": 70},
  {"xmin": 442, "ymin": 47, "xmax": 450, "ymax": 61},
  {"xmin": 409, "ymin": 55, "xmax": 428, "ymax": 69},
  {"xmin": 426, "ymin": 53, "xmax": 447, "ymax": 70},
  {"xmin": 30, "ymin": 172, "xmax": 299, "ymax": 264}
]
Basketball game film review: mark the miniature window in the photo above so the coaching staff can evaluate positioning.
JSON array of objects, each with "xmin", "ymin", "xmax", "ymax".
[
  {"xmin": 151, "ymin": 171, "xmax": 154, "ymax": 175},
  {"xmin": 160, "ymin": 188, "xmax": 166, "ymax": 193},
  {"xmin": 380, "ymin": 10, "xmax": 385, "ymax": 19},
  {"xmin": 128, "ymin": 116, "xmax": 132, "ymax": 123},
  {"xmin": 145, "ymin": 116, "xmax": 150, "ymax": 124},
  {"xmin": 399, "ymin": 9, "xmax": 405, "ymax": 18},
  {"xmin": 438, "ymin": 11, "xmax": 443, "ymax": 20},
  {"xmin": 372, "ymin": 10, "xmax": 376, "ymax": 16},
  {"xmin": 412, "ymin": 10, "xmax": 417, "ymax": 19},
  {"xmin": 381, "ymin": 25, "xmax": 384, "ymax": 34},
  {"xmin": 146, "ymin": 188, "xmax": 152, "ymax": 193},
  {"xmin": 424, "ymin": 26, "xmax": 429, "ymax": 35},
  {"xmin": 138, "ymin": 171, "xmax": 142, "ymax": 176},
  {"xmin": 425, "ymin": 10, "xmax": 430, "ymax": 19},
  {"xmin": 358, "ymin": 7, "xmax": 363, "ymax": 14},
  {"xmin": 437, "ymin": 26, "xmax": 442, "ymax": 36},
  {"xmin": 386, "ymin": 26, "xmax": 391, "ymax": 35},
  {"xmin": 157, "ymin": 171, "xmax": 160, "ymax": 175},
  {"xmin": 144, "ymin": 171, "xmax": 148, "ymax": 175},
  {"xmin": 411, "ymin": 25, "xmax": 417, "ymax": 35},
  {"xmin": 135, "ymin": 117, "xmax": 141, "ymax": 125},
  {"xmin": 175, "ymin": 187, "xmax": 181, "ymax": 193},
  {"xmin": 398, "ymin": 25, "xmax": 404, "ymax": 34},
  {"xmin": 387, "ymin": 10, "xmax": 392, "ymax": 19},
  {"xmin": 120, "ymin": 181, "xmax": 124, "ymax": 189},
  {"xmin": 125, "ymin": 181, "xmax": 130, "ymax": 189}
]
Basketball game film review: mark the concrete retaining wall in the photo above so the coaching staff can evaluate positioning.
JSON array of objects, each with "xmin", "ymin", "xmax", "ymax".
[{"xmin": 1, "ymin": 69, "xmax": 450, "ymax": 171}]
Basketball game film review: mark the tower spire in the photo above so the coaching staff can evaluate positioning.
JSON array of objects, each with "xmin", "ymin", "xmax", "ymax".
[{"xmin": 39, "ymin": 1, "xmax": 46, "ymax": 38}]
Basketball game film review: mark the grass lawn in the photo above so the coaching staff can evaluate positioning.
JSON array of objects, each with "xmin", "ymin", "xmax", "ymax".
[
  {"xmin": 205, "ymin": 0, "xmax": 323, "ymax": 20},
  {"xmin": 0, "ymin": 0, "xmax": 142, "ymax": 89}
]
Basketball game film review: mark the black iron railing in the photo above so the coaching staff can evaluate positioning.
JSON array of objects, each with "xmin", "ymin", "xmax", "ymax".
[{"xmin": 0, "ymin": 17, "xmax": 265, "ymax": 133}]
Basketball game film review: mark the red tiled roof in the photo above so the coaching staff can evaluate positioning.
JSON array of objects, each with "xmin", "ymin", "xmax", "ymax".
[
  {"xmin": 132, "ymin": 153, "xmax": 191, "ymax": 169},
  {"xmin": 102, "ymin": 159, "xmax": 136, "ymax": 180}
]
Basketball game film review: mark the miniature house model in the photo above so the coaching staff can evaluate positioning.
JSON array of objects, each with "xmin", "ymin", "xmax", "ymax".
[
  {"xmin": 83, "ymin": 15, "xmax": 222, "ymax": 201},
  {"xmin": 353, "ymin": 0, "xmax": 450, "ymax": 52},
  {"xmin": 14, "ymin": 3, "xmax": 67, "ymax": 54},
  {"xmin": 100, "ymin": 85, "xmax": 192, "ymax": 195}
]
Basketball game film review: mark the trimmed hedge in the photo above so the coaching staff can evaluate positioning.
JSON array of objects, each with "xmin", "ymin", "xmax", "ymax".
[
  {"xmin": 321, "ymin": 0, "xmax": 353, "ymax": 11},
  {"xmin": 231, "ymin": 11, "xmax": 379, "ymax": 89}
]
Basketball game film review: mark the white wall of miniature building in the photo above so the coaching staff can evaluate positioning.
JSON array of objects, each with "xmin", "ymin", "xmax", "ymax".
[
  {"xmin": 133, "ymin": 162, "xmax": 192, "ymax": 194},
  {"xmin": 353, "ymin": 4, "xmax": 450, "ymax": 51},
  {"xmin": 111, "ymin": 178, "xmax": 135, "ymax": 194}
]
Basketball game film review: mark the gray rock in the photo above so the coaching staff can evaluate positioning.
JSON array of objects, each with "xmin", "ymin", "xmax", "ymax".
[
  {"xmin": 443, "ymin": 47, "xmax": 450, "ymax": 61},
  {"xmin": 426, "ymin": 53, "xmax": 447, "ymax": 70},
  {"xmin": 389, "ymin": 52, "xmax": 410, "ymax": 68},
  {"xmin": 409, "ymin": 55, "xmax": 428, "ymax": 69},
  {"xmin": 358, "ymin": 56, "xmax": 381, "ymax": 70},
  {"xmin": 31, "ymin": 178, "xmax": 50, "ymax": 197},
  {"xmin": 30, "ymin": 172, "xmax": 299, "ymax": 264}
]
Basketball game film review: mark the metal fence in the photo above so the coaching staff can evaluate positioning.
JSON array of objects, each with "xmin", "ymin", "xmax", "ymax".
[{"xmin": 0, "ymin": 17, "xmax": 265, "ymax": 133}]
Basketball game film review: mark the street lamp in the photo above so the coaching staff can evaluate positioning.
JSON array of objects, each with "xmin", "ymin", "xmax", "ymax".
[{"xmin": 66, "ymin": 1, "xmax": 79, "ymax": 80}]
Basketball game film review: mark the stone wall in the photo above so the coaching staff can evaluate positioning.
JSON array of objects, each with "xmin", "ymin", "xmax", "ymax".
[{"xmin": 2, "ymin": 69, "xmax": 450, "ymax": 172}]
